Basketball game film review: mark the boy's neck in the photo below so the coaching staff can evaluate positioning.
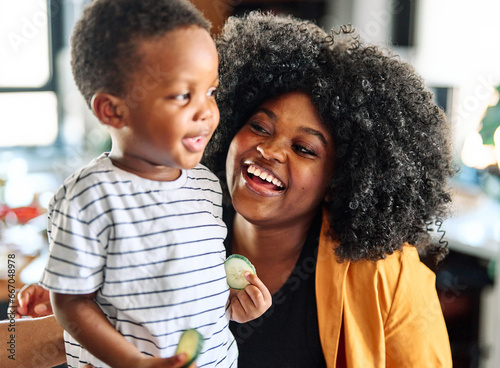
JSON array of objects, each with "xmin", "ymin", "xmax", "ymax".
[{"xmin": 108, "ymin": 151, "xmax": 182, "ymax": 182}]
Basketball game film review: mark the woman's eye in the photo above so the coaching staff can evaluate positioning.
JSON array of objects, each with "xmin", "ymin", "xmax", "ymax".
[
  {"xmin": 249, "ymin": 122, "xmax": 269, "ymax": 135},
  {"xmin": 293, "ymin": 144, "xmax": 316, "ymax": 156}
]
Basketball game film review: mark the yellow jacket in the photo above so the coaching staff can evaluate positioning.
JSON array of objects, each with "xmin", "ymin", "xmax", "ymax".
[{"xmin": 316, "ymin": 212, "xmax": 453, "ymax": 367}]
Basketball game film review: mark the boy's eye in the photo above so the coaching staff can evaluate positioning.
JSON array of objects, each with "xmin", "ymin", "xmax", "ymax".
[
  {"xmin": 173, "ymin": 93, "xmax": 190, "ymax": 101},
  {"xmin": 207, "ymin": 88, "xmax": 217, "ymax": 97}
]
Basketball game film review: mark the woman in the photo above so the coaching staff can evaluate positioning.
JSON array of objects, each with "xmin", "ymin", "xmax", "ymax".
[
  {"xmin": 3, "ymin": 12, "xmax": 454, "ymax": 367},
  {"xmin": 205, "ymin": 12, "xmax": 453, "ymax": 367}
]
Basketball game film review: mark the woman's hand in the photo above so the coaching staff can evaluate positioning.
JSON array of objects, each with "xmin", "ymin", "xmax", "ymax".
[
  {"xmin": 229, "ymin": 273, "xmax": 272, "ymax": 323},
  {"xmin": 10, "ymin": 284, "xmax": 53, "ymax": 318}
]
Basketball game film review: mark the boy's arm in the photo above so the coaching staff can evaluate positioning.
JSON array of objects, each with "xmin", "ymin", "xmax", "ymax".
[
  {"xmin": 0, "ymin": 315, "xmax": 66, "ymax": 368},
  {"xmin": 51, "ymin": 291, "xmax": 145, "ymax": 367},
  {"xmin": 50, "ymin": 292, "xmax": 191, "ymax": 368},
  {"xmin": 229, "ymin": 273, "xmax": 272, "ymax": 323}
]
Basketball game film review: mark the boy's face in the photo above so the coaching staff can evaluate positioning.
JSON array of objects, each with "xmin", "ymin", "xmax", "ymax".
[{"xmin": 113, "ymin": 26, "xmax": 219, "ymax": 179}]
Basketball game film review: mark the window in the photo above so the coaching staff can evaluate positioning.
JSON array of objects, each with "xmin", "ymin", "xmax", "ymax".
[{"xmin": 0, "ymin": 0, "xmax": 59, "ymax": 147}]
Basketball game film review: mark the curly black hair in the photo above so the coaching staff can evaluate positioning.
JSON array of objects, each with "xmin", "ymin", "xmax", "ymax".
[
  {"xmin": 70, "ymin": 0, "xmax": 210, "ymax": 107},
  {"xmin": 203, "ymin": 12, "xmax": 456, "ymax": 263}
]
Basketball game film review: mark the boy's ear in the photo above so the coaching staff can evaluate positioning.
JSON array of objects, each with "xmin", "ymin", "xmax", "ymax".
[{"xmin": 91, "ymin": 92, "xmax": 128, "ymax": 128}]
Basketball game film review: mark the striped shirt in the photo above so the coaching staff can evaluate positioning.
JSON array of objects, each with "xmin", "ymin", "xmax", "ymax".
[{"xmin": 40, "ymin": 154, "xmax": 237, "ymax": 368}]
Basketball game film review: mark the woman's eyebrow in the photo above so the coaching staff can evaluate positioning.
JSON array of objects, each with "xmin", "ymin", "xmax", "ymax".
[
  {"xmin": 298, "ymin": 126, "xmax": 328, "ymax": 147},
  {"xmin": 257, "ymin": 107, "xmax": 277, "ymax": 121}
]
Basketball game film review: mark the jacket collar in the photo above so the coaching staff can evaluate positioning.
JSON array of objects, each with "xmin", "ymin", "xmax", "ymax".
[{"xmin": 315, "ymin": 208, "xmax": 349, "ymax": 367}]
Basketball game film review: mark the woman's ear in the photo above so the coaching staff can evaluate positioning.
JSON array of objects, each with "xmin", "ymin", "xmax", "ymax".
[
  {"xmin": 323, "ymin": 178, "xmax": 335, "ymax": 204},
  {"xmin": 323, "ymin": 189, "xmax": 334, "ymax": 204},
  {"xmin": 91, "ymin": 93, "xmax": 128, "ymax": 128}
]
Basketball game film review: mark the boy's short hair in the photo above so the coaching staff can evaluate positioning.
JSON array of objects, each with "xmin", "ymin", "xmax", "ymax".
[{"xmin": 71, "ymin": 0, "xmax": 210, "ymax": 107}]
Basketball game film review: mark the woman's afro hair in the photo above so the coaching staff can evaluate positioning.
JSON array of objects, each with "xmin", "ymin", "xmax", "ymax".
[
  {"xmin": 70, "ymin": 0, "xmax": 210, "ymax": 107},
  {"xmin": 204, "ymin": 11, "xmax": 456, "ymax": 263}
]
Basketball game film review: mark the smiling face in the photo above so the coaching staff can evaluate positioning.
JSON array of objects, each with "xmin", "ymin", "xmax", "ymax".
[
  {"xmin": 226, "ymin": 92, "xmax": 336, "ymax": 228},
  {"xmin": 110, "ymin": 26, "xmax": 219, "ymax": 179}
]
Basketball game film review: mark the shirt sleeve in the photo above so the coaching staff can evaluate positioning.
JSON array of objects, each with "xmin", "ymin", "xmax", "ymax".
[{"xmin": 40, "ymin": 195, "xmax": 107, "ymax": 294}]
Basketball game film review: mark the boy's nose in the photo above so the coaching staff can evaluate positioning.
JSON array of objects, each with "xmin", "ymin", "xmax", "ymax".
[{"xmin": 194, "ymin": 99, "xmax": 213, "ymax": 122}]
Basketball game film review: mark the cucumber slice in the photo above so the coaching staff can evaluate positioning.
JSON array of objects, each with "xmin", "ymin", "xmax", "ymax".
[
  {"xmin": 175, "ymin": 328, "xmax": 204, "ymax": 367},
  {"xmin": 224, "ymin": 254, "xmax": 257, "ymax": 289}
]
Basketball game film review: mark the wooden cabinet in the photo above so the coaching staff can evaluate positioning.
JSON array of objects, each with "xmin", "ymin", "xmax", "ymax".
[{"xmin": 189, "ymin": 0, "xmax": 327, "ymax": 34}]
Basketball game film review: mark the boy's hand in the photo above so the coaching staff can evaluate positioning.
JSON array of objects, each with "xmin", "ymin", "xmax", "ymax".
[
  {"xmin": 83, "ymin": 354, "xmax": 197, "ymax": 368},
  {"xmin": 133, "ymin": 354, "xmax": 198, "ymax": 368},
  {"xmin": 10, "ymin": 284, "xmax": 53, "ymax": 318},
  {"xmin": 229, "ymin": 272, "xmax": 272, "ymax": 323}
]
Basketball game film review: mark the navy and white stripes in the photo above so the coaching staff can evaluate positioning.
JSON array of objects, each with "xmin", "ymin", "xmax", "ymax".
[{"xmin": 41, "ymin": 154, "xmax": 237, "ymax": 368}]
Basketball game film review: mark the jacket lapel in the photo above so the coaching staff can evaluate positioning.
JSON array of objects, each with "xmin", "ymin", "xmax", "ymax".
[{"xmin": 315, "ymin": 209, "xmax": 349, "ymax": 367}]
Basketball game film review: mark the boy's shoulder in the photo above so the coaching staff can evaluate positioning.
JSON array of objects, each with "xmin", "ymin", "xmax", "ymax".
[
  {"xmin": 53, "ymin": 153, "xmax": 115, "ymax": 201},
  {"xmin": 53, "ymin": 160, "xmax": 221, "ymax": 202},
  {"xmin": 185, "ymin": 164, "xmax": 222, "ymax": 197},
  {"xmin": 186, "ymin": 163, "xmax": 220, "ymax": 184}
]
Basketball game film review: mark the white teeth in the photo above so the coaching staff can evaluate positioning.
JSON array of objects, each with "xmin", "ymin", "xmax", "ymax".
[{"xmin": 246, "ymin": 164, "xmax": 284, "ymax": 188}]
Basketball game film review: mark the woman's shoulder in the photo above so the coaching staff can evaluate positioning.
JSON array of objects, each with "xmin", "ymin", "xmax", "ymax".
[
  {"xmin": 319, "ymin": 209, "xmax": 432, "ymax": 282},
  {"xmin": 348, "ymin": 245, "xmax": 435, "ymax": 286},
  {"xmin": 342, "ymin": 244, "xmax": 439, "ymax": 320},
  {"xmin": 318, "ymin": 210, "xmax": 437, "ymax": 299}
]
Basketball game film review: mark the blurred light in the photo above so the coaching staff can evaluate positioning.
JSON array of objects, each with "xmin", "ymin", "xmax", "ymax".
[
  {"xmin": 495, "ymin": 126, "xmax": 500, "ymax": 169},
  {"xmin": 38, "ymin": 190, "xmax": 54, "ymax": 209},
  {"xmin": 4, "ymin": 158, "xmax": 34, "ymax": 208},
  {"xmin": 461, "ymin": 131, "xmax": 497, "ymax": 170}
]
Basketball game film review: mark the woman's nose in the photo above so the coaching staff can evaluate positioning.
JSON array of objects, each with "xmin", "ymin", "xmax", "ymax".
[{"xmin": 256, "ymin": 140, "xmax": 287, "ymax": 163}]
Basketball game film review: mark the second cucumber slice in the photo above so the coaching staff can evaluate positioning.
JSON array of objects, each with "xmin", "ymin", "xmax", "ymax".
[{"xmin": 175, "ymin": 328, "xmax": 204, "ymax": 367}]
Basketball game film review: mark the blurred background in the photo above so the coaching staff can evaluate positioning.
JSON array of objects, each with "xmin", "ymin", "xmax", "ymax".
[{"xmin": 1, "ymin": 1, "xmax": 499, "ymax": 367}]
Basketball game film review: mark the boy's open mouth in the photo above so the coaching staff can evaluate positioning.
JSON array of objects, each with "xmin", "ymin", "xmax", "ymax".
[{"xmin": 182, "ymin": 135, "xmax": 206, "ymax": 153}]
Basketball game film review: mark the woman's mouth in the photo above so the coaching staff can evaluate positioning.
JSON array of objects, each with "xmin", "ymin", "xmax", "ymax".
[{"xmin": 245, "ymin": 164, "xmax": 285, "ymax": 192}]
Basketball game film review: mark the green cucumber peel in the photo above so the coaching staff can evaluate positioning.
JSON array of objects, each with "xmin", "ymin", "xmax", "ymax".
[
  {"xmin": 175, "ymin": 328, "xmax": 204, "ymax": 367},
  {"xmin": 224, "ymin": 254, "xmax": 256, "ymax": 289}
]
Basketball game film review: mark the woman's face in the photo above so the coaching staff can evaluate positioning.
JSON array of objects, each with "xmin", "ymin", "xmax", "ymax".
[{"xmin": 226, "ymin": 92, "xmax": 336, "ymax": 228}]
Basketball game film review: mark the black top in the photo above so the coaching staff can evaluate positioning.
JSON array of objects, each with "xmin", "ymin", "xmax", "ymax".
[{"xmin": 224, "ymin": 207, "xmax": 327, "ymax": 368}]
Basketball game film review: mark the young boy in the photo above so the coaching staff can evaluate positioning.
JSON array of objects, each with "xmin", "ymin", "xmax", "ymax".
[{"xmin": 39, "ymin": 1, "xmax": 271, "ymax": 367}]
